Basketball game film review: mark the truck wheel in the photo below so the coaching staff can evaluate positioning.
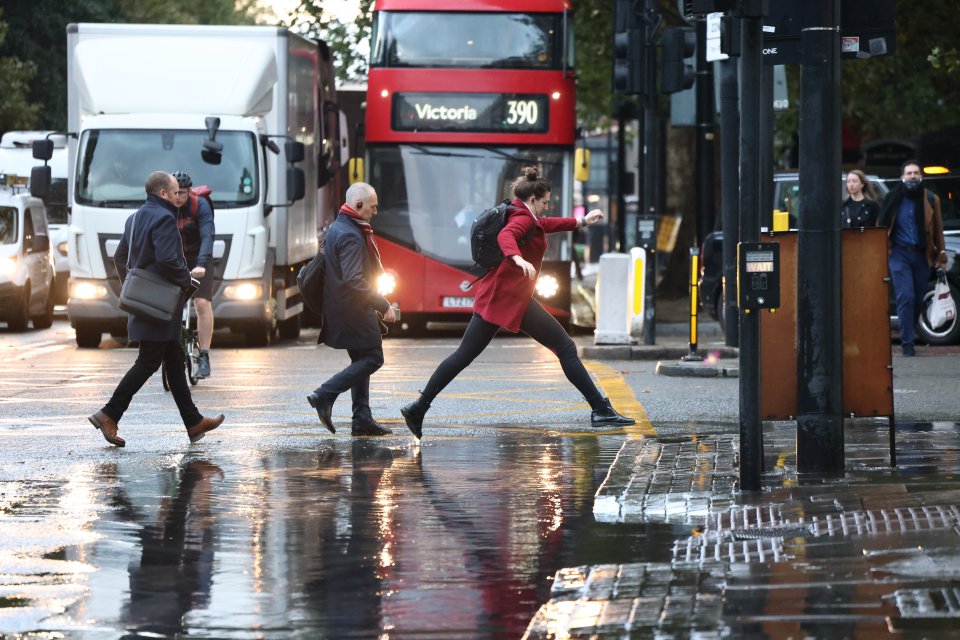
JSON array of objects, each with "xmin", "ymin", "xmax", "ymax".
[
  {"xmin": 76, "ymin": 324, "xmax": 102, "ymax": 348},
  {"xmin": 7, "ymin": 285, "xmax": 30, "ymax": 332},
  {"xmin": 917, "ymin": 282, "xmax": 960, "ymax": 345},
  {"xmin": 245, "ymin": 322, "xmax": 272, "ymax": 348},
  {"xmin": 278, "ymin": 314, "xmax": 301, "ymax": 340},
  {"xmin": 32, "ymin": 287, "xmax": 55, "ymax": 329}
]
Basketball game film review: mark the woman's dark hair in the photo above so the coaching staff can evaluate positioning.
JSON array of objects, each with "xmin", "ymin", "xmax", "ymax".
[{"xmin": 511, "ymin": 166, "xmax": 551, "ymax": 201}]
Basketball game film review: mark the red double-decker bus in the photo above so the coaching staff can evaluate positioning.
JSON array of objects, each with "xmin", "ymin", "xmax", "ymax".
[{"xmin": 365, "ymin": 0, "xmax": 577, "ymax": 331}]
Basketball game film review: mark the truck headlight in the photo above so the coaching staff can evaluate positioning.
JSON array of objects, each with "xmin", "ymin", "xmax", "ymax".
[
  {"xmin": 71, "ymin": 281, "xmax": 109, "ymax": 300},
  {"xmin": 223, "ymin": 281, "xmax": 263, "ymax": 301},
  {"xmin": 535, "ymin": 274, "xmax": 559, "ymax": 299},
  {"xmin": 0, "ymin": 257, "xmax": 16, "ymax": 276},
  {"xmin": 377, "ymin": 271, "xmax": 397, "ymax": 296}
]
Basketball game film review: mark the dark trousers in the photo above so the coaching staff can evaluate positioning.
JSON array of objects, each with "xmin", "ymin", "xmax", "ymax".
[
  {"xmin": 889, "ymin": 245, "xmax": 930, "ymax": 346},
  {"xmin": 315, "ymin": 346, "xmax": 384, "ymax": 422},
  {"xmin": 421, "ymin": 300, "xmax": 604, "ymax": 408},
  {"xmin": 103, "ymin": 340, "xmax": 202, "ymax": 428}
]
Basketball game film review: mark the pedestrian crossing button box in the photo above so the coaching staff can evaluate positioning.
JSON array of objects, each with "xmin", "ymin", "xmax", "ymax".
[{"xmin": 738, "ymin": 242, "xmax": 780, "ymax": 310}]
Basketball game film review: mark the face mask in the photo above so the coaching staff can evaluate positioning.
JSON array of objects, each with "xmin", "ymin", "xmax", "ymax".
[{"xmin": 903, "ymin": 178, "xmax": 922, "ymax": 192}]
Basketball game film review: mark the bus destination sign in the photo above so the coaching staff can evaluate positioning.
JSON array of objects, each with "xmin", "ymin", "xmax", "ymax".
[{"xmin": 393, "ymin": 93, "xmax": 549, "ymax": 134}]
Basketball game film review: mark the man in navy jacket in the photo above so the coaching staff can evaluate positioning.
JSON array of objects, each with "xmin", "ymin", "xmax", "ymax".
[
  {"xmin": 307, "ymin": 182, "xmax": 397, "ymax": 436},
  {"xmin": 88, "ymin": 171, "xmax": 224, "ymax": 447}
]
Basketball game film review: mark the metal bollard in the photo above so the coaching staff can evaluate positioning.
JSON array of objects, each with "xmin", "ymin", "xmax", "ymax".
[{"xmin": 682, "ymin": 247, "xmax": 703, "ymax": 361}]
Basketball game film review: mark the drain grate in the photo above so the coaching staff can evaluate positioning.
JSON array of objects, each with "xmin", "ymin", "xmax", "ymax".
[
  {"xmin": 730, "ymin": 525, "xmax": 812, "ymax": 540},
  {"xmin": 896, "ymin": 588, "xmax": 960, "ymax": 618}
]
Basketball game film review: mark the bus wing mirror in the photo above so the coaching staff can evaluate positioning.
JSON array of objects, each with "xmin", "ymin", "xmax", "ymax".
[
  {"xmin": 574, "ymin": 148, "xmax": 591, "ymax": 183},
  {"xmin": 287, "ymin": 167, "xmax": 305, "ymax": 202},
  {"xmin": 348, "ymin": 157, "xmax": 365, "ymax": 184},
  {"xmin": 30, "ymin": 166, "xmax": 51, "ymax": 199}
]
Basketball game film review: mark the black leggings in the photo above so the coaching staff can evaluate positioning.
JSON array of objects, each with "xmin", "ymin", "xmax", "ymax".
[{"xmin": 421, "ymin": 299, "xmax": 604, "ymax": 408}]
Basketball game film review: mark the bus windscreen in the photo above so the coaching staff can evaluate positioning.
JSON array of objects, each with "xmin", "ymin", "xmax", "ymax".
[{"xmin": 371, "ymin": 12, "xmax": 561, "ymax": 69}]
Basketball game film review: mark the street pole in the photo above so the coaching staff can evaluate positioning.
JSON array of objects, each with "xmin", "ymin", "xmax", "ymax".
[
  {"xmin": 738, "ymin": 1, "xmax": 765, "ymax": 492},
  {"xmin": 719, "ymin": 58, "xmax": 740, "ymax": 348},
  {"xmin": 641, "ymin": 0, "xmax": 658, "ymax": 345},
  {"xmin": 695, "ymin": 17, "xmax": 716, "ymax": 248},
  {"xmin": 760, "ymin": 64, "xmax": 774, "ymax": 229},
  {"xmin": 796, "ymin": 0, "xmax": 843, "ymax": 473},
  {"xmin": 616, "ymin": 104, "xmax": 627, "ymax": 252}
]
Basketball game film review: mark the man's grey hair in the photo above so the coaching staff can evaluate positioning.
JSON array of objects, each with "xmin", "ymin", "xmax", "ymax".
[
  {"xmin": 145, "ymin": 171, "xmax": 173, "ymax": 196},
  {"xmin": 345, "ymin": 182, "xmax": 376, "ymax": 205}
]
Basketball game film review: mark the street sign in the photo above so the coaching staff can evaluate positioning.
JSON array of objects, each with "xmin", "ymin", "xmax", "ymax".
[{"xmin": 705, "ymin": 13, "xmax": 728, "ymax": 62}]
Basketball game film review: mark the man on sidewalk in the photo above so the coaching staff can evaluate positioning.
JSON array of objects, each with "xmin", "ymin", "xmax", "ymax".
[
  {"xmin": 878, "ymin": 160, "xmax": 948, "ymax": 356},
  {"xmin": 307, "ymin": 182, "xmax": 397, "ymax": 436}
]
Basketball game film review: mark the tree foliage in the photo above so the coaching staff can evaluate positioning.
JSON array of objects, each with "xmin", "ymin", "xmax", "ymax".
[
  {"xmin": 0, "ymin": 0, "xmax": 258, "ymax": 132},
  {"xmin": 292, "ymin": 0, "xmax": 373, "ymax": 84},
  {"xmin": 0, "ymin": 9, "xmax": 39, "ymax": 132},
  {"xmin": 840, "ymin": 0, "xmax": 960, "ymax": 139}
]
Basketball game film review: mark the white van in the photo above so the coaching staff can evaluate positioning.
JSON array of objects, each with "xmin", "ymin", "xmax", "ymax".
[{"xmin": 0, "ymin": 183, "xmax": 55, "ymax": 331}]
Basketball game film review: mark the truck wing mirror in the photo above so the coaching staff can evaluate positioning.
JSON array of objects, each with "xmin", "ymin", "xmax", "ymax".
[
  {"xmin": 285, "ymin": 141, "xmax": 305, "ymax": 164},
  {"xmin": 287, "ymin": 167, "xmax": 305, "ymax": 202},
  {"xmin": 32, "ymin": 139, "xmax": 54, "ymax": 161},
  {"xmin": 30, "ymin": 166, "xmax": 51, "ymax": 200}
]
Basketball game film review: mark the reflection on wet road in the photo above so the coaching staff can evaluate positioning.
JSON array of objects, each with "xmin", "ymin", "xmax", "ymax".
[{"xmin": 0, "ymin": 433, "xmax": 680, "ymax": 638}]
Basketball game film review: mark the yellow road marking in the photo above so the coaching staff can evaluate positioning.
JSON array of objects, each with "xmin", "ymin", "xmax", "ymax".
[{"xmin": 584, "ymin": 360, "xmax": 655, "ymax": 437}]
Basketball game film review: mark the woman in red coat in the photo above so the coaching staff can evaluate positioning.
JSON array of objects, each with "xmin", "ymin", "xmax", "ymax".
[{"xmin": 400, "ymin": 167, "xmax": 634, "ymax": 438}]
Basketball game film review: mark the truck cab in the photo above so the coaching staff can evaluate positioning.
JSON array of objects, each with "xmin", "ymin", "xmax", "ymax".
[{"xmin": 0, "ymin": 182, "xmax": 55, "ymax": 331}]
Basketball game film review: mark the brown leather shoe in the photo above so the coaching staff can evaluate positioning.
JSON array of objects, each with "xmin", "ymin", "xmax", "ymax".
[
  {"xmin": 187, "ymin": 414, "xmax": 224, "ymax": 443},
  {"xmin": 88, "ymin": 411, "xmax": 125, "ymax": 447}
]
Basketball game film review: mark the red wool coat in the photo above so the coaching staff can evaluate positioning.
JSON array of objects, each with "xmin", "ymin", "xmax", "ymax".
[{"xmin": 472, "ymin": 199, "xmax": 578, "ymax": 332}]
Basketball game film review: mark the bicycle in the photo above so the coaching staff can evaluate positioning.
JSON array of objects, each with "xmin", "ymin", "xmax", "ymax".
[{"xmin": 162, "ymin": 296, "xmax": 202, "ymax": 391}]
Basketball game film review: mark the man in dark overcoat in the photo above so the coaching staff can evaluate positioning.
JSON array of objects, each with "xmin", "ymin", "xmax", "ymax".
[
  {"xmin": 88, "ymin": 171, "xmax": 224, "ymax": 446},
  {"xmin": 307, "ymin": 182, "xmax": 396, "ymax": 436}
]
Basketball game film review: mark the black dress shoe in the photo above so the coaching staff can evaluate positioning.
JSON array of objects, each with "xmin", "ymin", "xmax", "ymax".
[
  {"xmin": 591, "ymin": 398, "xmax": 636, "ymax": 426},
  {"xmin": 400, "ymin": 397, "xmax": 430, "ymax": 439},
  {"xmin": 351, "ymin": 417, "xmax": 393, "ymax": 437},
  {"xmin": 307, "ymin": 392, "xmax": 336, "ymax": 434}
]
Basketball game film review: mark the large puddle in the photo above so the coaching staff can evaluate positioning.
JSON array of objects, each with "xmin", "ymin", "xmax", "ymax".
[{"xmin": 0, "ymin": 433, "xmax": 685, "ymax": 638}]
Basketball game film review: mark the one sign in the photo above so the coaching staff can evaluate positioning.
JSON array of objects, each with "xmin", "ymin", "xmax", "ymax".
[{"xmin": 392, "ymin": 93, "xmax": 550, "ymax": 133}]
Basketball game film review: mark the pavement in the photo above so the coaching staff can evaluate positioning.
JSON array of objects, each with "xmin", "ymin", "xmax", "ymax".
[{"xmin": 523, "ymin": 313, "xmax": 960, "ymax": 639}]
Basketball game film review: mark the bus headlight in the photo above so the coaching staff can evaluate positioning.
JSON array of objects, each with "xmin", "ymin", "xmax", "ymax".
[
  {"xmin": 71, "ymin": 280, "xmax": 109, "ymax": 300},
  {"xmin": 535, "ymin": 274, "xmax": 560, "ymax": 299},
  {"xmin": 0, "ymin": 257, "xmax": 16, "ymax": 276},
  {"xmin": 223, "ymin": 281, "xmax": 263, "ymax": 301},
  {"xmin": 377, "ymin": 271, "xmax": 397, "ymax": 296}
]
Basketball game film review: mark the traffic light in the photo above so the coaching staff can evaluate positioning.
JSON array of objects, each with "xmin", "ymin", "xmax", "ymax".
[
  {"xmin": 612, "ymin": 0, "xmax": 643, "ymax": 95},
  {"xmin": 661, "ymin": 27, "xmax": 696, "ymax": 94}
]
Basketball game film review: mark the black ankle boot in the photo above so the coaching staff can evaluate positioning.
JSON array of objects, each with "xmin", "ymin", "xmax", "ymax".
[
  {"xmin": 591, "ymin": 398, "xmax": 635, "ymax": 426},
  {"xmin": 400, "ymin": 395, "xmax": 431, "ymax": 439}
]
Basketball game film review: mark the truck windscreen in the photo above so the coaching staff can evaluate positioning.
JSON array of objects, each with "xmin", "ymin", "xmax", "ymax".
[
  {"xmin": 370, "ymin": 12, "xmax": 562, "ymax": 70},
  {"xmin": 75, "ymin": 129, "xmax": 258, "ymax": 208}
]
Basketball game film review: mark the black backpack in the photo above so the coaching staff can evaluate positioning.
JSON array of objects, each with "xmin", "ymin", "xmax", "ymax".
[
  {"xmin": 297, "ymin": 240, "xmax": 325, "ymax": 316},
  {"xmin": 470, "ymin": 200, "xmax": 534, "ymax": 271}
]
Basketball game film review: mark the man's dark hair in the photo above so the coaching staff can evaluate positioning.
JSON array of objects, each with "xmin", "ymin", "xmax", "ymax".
[
  {"xmin": 145, "ymin": 171, "xmax": 172, "ymax": 196},
  {"xmin": 900, "ymin": 159, "xmax": 921, "ymax": 175}
]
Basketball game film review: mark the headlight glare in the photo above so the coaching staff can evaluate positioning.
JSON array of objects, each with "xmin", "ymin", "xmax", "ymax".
[
  {"xmin": 0, "ymin": 257, "xmax": 16, "ymax": 275},
  {"xmin": 223, "ymin": 282, "xmax": 263, "ymax": 301},
  {"xmin": 377, "ymin": 272, "xmax": 397, "ymax": 296},
  {"xmin": 535, "ymin": 274, "xmax": 560, "ymax": 299},
  {"xmin": 71, "ymin": 281, "xmax": 109, "ymax": 300}
]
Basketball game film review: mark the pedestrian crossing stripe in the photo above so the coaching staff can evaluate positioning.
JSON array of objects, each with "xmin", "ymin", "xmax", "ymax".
[{"xmin": 583, "ymin": 360, "xmax": 655, "ymax": 437}]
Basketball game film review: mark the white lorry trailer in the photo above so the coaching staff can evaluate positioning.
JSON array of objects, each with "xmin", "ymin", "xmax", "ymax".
[{"xmin": 42, "ymin": 24, "xmax": 345, "ymax": 347}]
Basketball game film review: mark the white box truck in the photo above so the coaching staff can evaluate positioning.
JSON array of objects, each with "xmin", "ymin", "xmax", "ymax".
[{"xmin": 40, "ymin": 24, "xmax": 345, "ymax": 347}]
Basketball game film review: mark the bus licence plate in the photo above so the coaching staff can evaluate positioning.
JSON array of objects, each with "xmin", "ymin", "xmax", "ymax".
[{"xmin": 442, "ymin": 297, "xmax": 474, "ymax": 308}]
